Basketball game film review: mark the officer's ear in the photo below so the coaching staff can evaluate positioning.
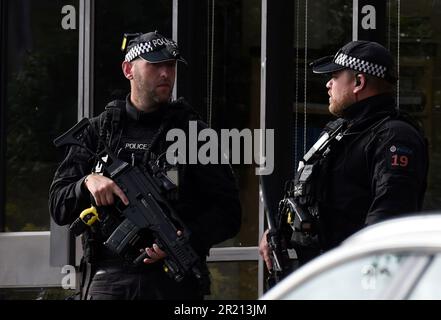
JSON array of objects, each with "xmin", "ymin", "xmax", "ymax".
[
  {"xmin": 122, "ymin": 60, "xmax": 134, "ymax": 80},
  {"xmin": 353, "ymin": 73, "xmax": 366, "ymax": 93}
]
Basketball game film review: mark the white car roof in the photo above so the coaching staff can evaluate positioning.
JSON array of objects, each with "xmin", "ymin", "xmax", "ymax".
[
  {"xmin": 261, "ymin": 213, "xmax": 441, "ymax": 300},
  {"xmin": 343, "ymin": 213, "xmax": 441, "ymax": 247}
]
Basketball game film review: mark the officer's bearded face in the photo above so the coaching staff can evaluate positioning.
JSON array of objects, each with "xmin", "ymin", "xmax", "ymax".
[
  {"xmin": 326, "ymin": 70, "xmax": 357, "ymax": 117},
  {"xmin": 131, "ymin": 59, "xmax": 176, "ymax": 110}
]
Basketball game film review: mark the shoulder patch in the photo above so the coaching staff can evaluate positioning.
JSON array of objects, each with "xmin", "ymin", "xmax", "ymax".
[{"xmin": 386, "ymin": 144, "xmax": 414, "ymax": 172}]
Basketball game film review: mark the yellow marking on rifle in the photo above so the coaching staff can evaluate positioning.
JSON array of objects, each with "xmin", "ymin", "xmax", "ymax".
[
  {"xmin": 287, "ymin": 210, "xmax": 293, "ymax": 224},
  {"xmin": 79, "ymin": 206, "xmax": 99, "ymax": 226}
]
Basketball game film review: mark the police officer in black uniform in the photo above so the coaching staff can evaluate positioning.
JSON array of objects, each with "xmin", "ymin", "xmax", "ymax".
[
  {"xmin": 260, "ymin": 41, "xmax": 428, "ymax": 274},
  {"xmin": 49, "ymin": 31, "xmax": 242, "ymax": 300}
]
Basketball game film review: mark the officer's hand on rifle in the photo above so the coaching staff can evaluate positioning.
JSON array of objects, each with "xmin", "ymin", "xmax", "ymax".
[
  {"xmin": 142, "ymin": 244, "xmax": 167, "ymax": 264},
  {"xmin": 84, "ymin": 173, "xmax": 129, "ymax": 206},
  {"xmin": 259, "ymin": 229, "xmax": 273, "ymax": 271},
  {"xmin": 142, "ymin": 230, "xmax": 183, "ymax": 264}
]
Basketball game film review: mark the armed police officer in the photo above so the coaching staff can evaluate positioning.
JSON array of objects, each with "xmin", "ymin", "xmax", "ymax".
[
  {"xmin": 259, "ymin": 41, "xmax": 428, "ymax": 281},
  {"xmin": 49, "ymin": 31, "xmax": 242, "ymax": 300}
]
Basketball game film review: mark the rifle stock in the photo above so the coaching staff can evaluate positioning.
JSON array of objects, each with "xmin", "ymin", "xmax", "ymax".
[{"xmin": 104, "ymin": 159, "xmax": 202, "ymax": 281}]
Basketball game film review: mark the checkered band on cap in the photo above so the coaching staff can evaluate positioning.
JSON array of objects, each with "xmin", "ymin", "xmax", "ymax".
[
  {"xmin": 334, "ymin": 53, "xmax": 387, "ymax": 78},
  {"xmin": 124, "ymin": 38, "xmax": 177, "ymax": 62}
]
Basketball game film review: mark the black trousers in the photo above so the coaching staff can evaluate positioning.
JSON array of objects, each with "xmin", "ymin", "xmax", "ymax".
[{"xmin": 84, "ymin": 264, "xmax": 203, "ymax": 300}]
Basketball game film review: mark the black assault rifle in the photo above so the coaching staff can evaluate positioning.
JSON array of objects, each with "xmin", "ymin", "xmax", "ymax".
[
  {"xmin": 266, "ymin": 118, "xmax": 347, "ymax": 286},
  {"xmin": 54, "ymin": 118, "xmax": 202, "ymax": 283}
]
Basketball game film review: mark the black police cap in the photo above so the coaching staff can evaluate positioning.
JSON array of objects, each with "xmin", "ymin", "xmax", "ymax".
[
  {"xmin": 122, "ymin": 31, "xmax": 187, "ymax": 65},
  {"xmin": 310, "ymin": 41, "xmax": 396, "ymax": 82}
]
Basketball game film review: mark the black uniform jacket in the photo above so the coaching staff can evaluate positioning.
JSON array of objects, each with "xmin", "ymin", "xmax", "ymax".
[
  {"xmin": 49, "ymin": 97, "xmax": 242, "ymax": 259},
  {"xmin": 319, "ymin": 93, "xmax": 428, "ymax": 249}
]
